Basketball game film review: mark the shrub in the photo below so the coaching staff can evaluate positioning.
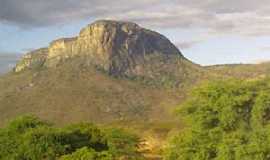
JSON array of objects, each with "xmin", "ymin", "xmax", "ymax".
[
  {"xmin": 0, "ymin": 115, "xmax": 141, "ymax": 160},
  {"xmin": 165, "ymin": 78, "xmax": 270, "ymax": 160}
]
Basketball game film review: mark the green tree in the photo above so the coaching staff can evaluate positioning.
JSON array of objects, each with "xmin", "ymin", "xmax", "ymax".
[
  {"xmin": 0, "ymin": 115, "xmax": 141, "ymax": 160},
  {"xmin": 165, "ymin": 78, "xmax": 270, "ymax": 160},
  {"xmin": 0, "ymin": 115, "xmax": 50, "ymax": 160}
]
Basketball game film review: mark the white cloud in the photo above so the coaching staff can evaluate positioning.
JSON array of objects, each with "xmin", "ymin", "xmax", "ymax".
[{"xmin": 175, "ymin": 41, "xmax": 201, "ymax": 49}]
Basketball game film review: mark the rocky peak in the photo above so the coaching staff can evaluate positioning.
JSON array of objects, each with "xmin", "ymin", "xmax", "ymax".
[
  {"xmin": 80, "ymin": 20, "xmax": 140, "ymax": 35},
  {"xmin": 15, "ymin": 20, "xmax": 186, "ymax": 77}
]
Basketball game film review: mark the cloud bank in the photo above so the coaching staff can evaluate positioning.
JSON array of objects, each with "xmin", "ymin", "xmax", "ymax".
[{"xmin": 1, "ymin": 0, "xmax": 270, "ymax": 37}]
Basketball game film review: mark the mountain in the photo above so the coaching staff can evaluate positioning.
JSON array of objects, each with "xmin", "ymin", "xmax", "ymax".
[
  {"xmin": 15, "ymin": 20, "xmax": 204, "ymax": 87},
  {"xmin": 0, "ymin": 20, "xmax": 205, "ymax": 128}
]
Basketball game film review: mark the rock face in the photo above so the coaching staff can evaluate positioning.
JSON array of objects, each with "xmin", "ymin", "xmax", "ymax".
[
  {"xmin": 15, "ymin": 48, "xmax": 48, "ymax": 72},
  {"xmin": 15, "ymin": 20, "xmax": 185, "ymax": 77}
]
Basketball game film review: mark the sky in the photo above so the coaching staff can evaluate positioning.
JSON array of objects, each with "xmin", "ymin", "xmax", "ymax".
[
  {"xmin": 0, "ymin": 54, "xmax": 20, "ymax": 74},
  {"xmin": 0, "ymin": 0, "xmax": 270, "ymax": 70}
]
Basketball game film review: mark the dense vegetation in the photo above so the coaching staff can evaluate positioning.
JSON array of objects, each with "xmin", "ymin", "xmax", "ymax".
[
  {"xmin": 0, "ymin": 115, "xmax": 141, "ymax": 160},
  {"xmin": 166, "ymin": 78, "xmax": 270, "ymax": 160}
]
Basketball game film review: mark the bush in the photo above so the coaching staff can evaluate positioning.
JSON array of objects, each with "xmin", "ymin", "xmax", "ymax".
[
  {"xmin": 0, "ymin": 115, "xmax": 141, "ymax": 160},
  {"xmin": 105, "ymin": 128, "xmax": 139, "ymax": 158},
  {"xmin": 59, "ymin": 147, "xmax": 96, "ymax": 160},
  {"xmin": 165, "ymin": 78, "xmax": 270, "ymax": 160}
]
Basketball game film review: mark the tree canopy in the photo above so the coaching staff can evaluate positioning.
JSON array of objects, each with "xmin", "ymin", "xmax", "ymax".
[
  {"xmin": 0, "ymin": 115, "xmax": 141, "ymax": 160},
  {"xmin": 166, "ymin": 78, "xmax": 270, "ymax": 160}
]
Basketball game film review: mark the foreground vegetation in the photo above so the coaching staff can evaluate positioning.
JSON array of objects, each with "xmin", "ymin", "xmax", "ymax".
[
  {"xmin": 166, "ymin": 78, "xmax": 270, "ymax": 160},
  {"xmin": 0, "ymin": 116, "xmax": 141, "ymax": 160}
]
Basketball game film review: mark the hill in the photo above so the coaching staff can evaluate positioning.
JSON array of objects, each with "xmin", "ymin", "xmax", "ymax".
[{"xmin": 207, "ymin": 62, "xmax": 270, "ymax": 79}]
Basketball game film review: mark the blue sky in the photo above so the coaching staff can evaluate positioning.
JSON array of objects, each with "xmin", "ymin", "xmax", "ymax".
[{"xmin": 1, "ymin": 0, "xmax": 270, "ymax": 66}]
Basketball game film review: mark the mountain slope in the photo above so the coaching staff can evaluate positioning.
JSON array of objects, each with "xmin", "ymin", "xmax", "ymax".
[{"xmin": 0, "ymin": 63, "xmax": 177, "ymax": 125}]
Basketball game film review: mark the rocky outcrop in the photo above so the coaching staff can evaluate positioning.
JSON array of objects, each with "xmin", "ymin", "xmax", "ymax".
[
  {"xmin": 15, "ymin": 20, "xmax": 190, "ymax": 78},
  {"xmin": 14, "ymin": 48, "xmax": 48, "ymax": 72},
  {"xmin": 48, "ymin": 38, "xmax": 77, "ymax": 59}
]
